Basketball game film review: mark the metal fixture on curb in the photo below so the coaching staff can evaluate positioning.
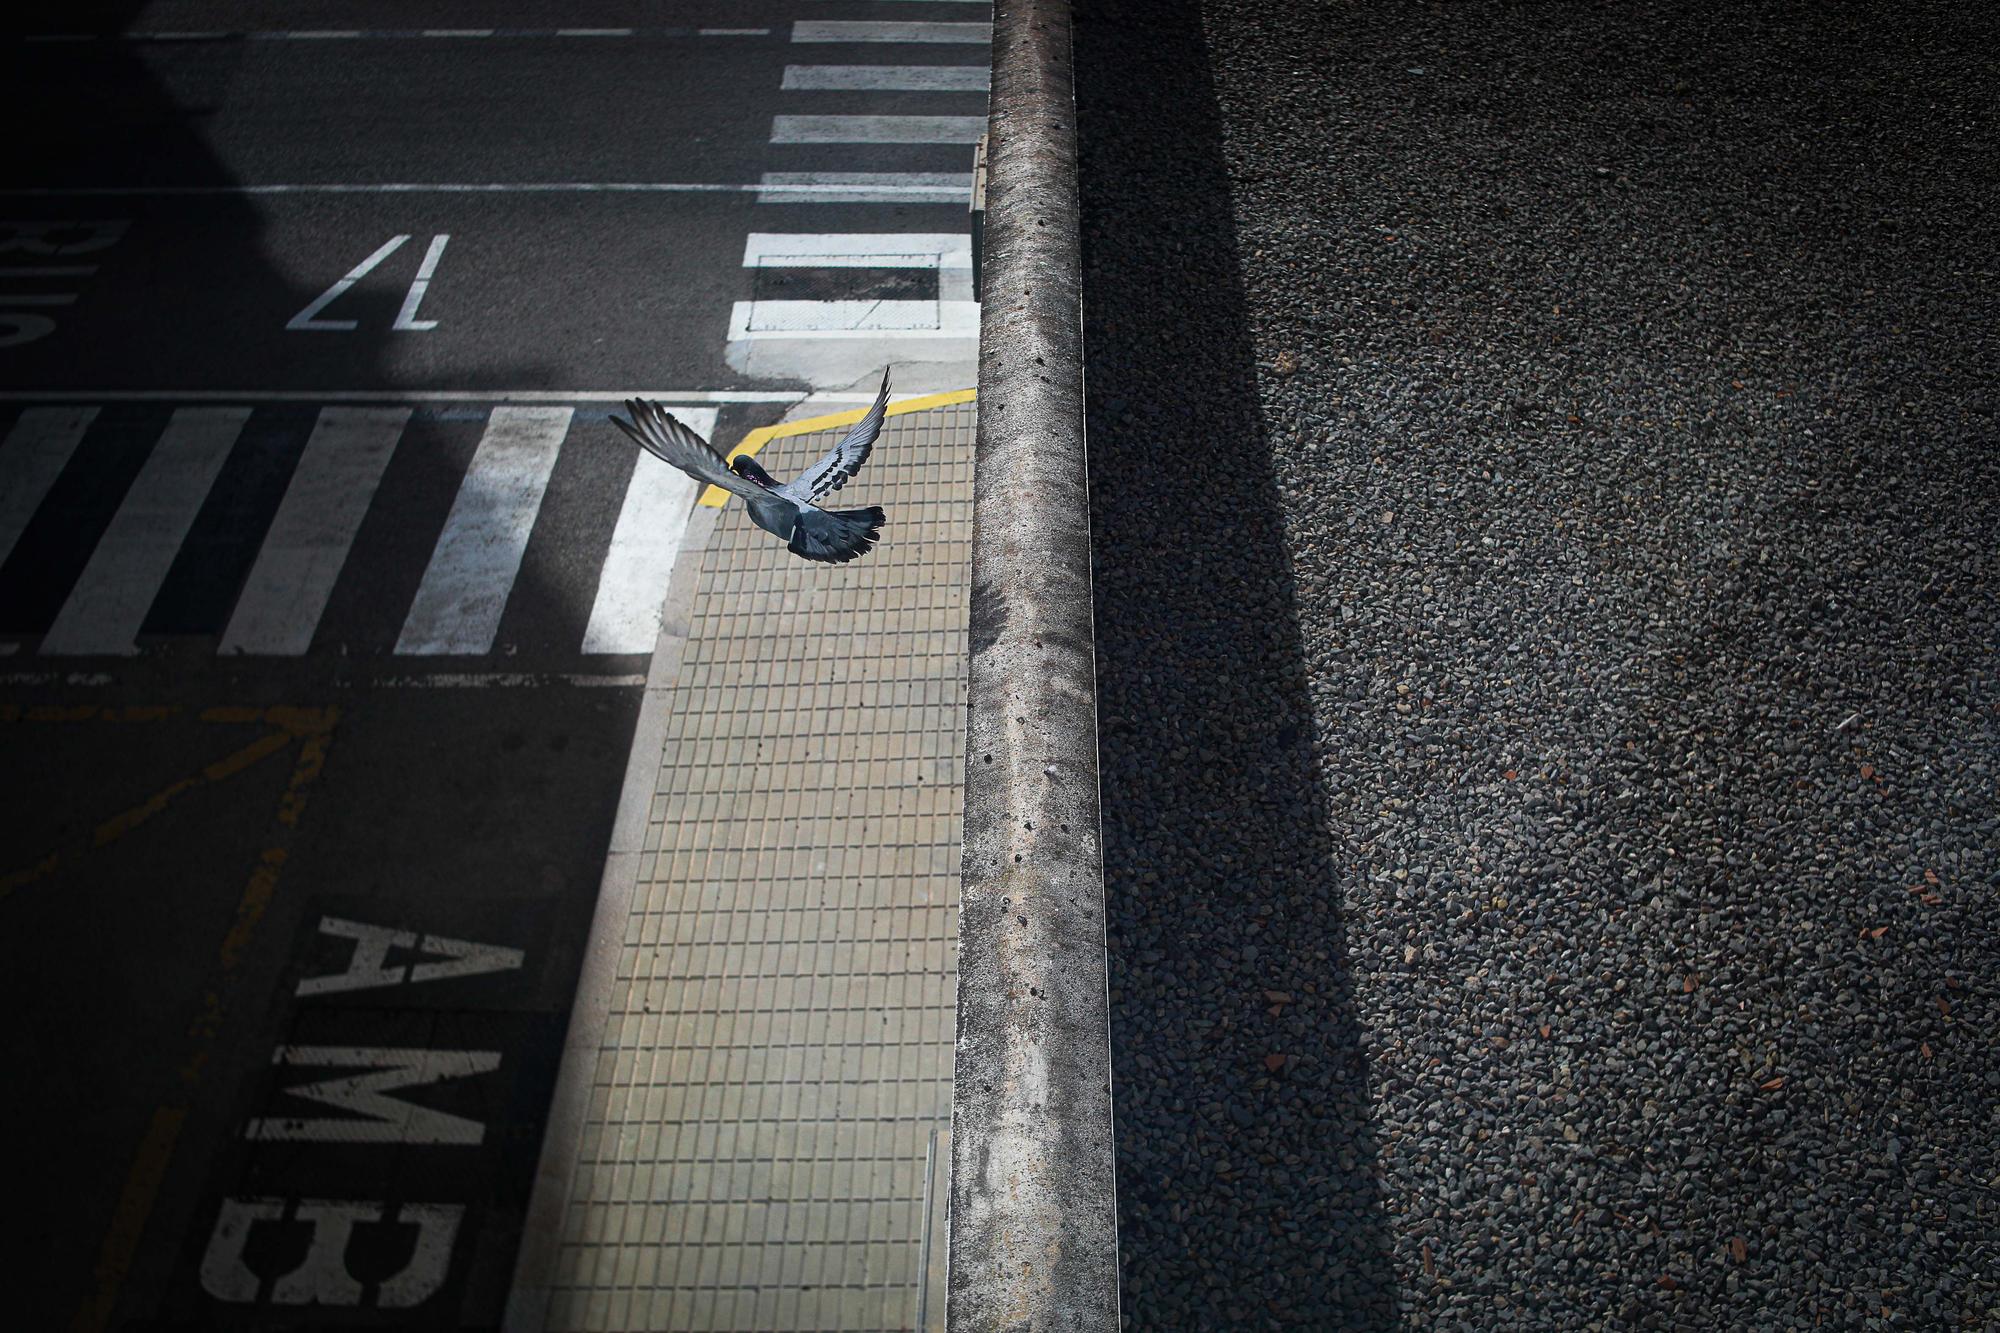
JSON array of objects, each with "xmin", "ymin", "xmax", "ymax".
[{"xmin": 970, "ymin": 133, "xmax": 988, "ymax": 303}]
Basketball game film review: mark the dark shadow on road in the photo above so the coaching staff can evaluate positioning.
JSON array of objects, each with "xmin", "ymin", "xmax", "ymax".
[
  {"xmin": 0, "ymin": 13, "xmax": 582, "ymax": 1333},
  {"xmin": 1075, "ymin": 1, "xmax": 1397, "ymax": 1326}
]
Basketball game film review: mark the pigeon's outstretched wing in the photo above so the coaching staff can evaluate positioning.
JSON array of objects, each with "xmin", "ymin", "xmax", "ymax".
[
  {"xmin": 779, "ymin": 369, "xmax": 890, "ymax": 504},
  {"xmin": 612, "ymin": 399, "xmax": 765, "ymax": 501}
]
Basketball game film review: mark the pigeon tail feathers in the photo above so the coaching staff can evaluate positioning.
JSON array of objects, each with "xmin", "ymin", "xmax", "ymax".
[{"xmin": 788, "ymin": 505, "xmax": 885, "ymax": 564}]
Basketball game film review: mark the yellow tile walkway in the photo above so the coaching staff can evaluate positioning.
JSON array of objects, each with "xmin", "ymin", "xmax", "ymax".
[{"xmin": 518, "ymin": 396, "xmax": 975, "ymax": 1333}]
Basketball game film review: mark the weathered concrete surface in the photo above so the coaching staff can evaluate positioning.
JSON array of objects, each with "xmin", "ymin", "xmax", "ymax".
[{"xmin": 949, "ymin": 1, "xmax": 1120, "ymax": 1330}]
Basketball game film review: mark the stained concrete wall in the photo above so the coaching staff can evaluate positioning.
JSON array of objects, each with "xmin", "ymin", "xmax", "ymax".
[{"xmin": 948, "ymin": 1, "xmax": 1121, "ymax": 1329}]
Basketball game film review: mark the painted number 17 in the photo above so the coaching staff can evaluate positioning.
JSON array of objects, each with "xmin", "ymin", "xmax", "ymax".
[{"xmin": 289, "ymin": 234, "xmax": 450, "ymax": 332}]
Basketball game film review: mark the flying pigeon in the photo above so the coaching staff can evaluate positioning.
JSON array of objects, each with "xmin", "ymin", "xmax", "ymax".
[{"xmin": 612, "ymin": 371, "xmax": 890, "ymax": 564}]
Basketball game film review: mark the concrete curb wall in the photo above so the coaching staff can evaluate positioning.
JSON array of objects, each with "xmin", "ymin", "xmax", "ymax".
[{"xmin": 949, "ymin": 2, "xmax": 1121, "ymax": 1329}]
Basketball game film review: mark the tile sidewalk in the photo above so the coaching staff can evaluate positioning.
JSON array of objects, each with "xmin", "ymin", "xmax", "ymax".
[{"xmin": 525, "ymin": 396, "xmax": 976, "ymax": 1332}]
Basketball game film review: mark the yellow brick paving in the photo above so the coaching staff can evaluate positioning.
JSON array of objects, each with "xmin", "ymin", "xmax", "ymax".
[{"xmin": 544, "ymin": 401, "xmax": 973, "ymax": 1332}]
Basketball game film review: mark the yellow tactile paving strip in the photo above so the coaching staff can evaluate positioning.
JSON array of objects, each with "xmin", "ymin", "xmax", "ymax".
[{"xmin": 544, "ymin": 401, "xmax": 974, "ymax": 1333}]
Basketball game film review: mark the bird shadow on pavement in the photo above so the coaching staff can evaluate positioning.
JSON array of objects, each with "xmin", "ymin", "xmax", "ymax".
[{"xmin": 1075, "ymin": 1, "xmax": 1398, "ymax": 1326}]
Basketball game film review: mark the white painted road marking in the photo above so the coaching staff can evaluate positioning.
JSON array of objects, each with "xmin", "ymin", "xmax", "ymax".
[
  {"xmin": 583, "ymin": 408, "xmax": 713, "ymax": 655},
  {"xmin": 741, "ymin": 235, "xmax": 977, "ymax": 312},
  {"xmin": 198, "ymin": 1198, "xmax": 287, "ymax": 1302},
  {"xmin": 391, "ymin": 234, "xmax": 450, "ymax": 331},
  {"xmin": 272, "ymin": 1202, "xmax": 376, "ymax": 1305},
  {"xmin": 0, "ymin": 219, "xmax": 129, "ymax": 254},
  {"xmin": 374, "ymin": 1204, "xmax": 463, "ymax": 1307},
  {"xmin": 245, "ymin": 1046, "xmax": 503, "ymax": 1145},
  {"xmin": 735, "ymin": 240, "xmax": 978, "ymax": 336},
  {"xmin": 791, "ymin": 20, "xmax": 992, "ymax": 43},
  {"xmin": 732, "ymin": 299, "xmax": 981, "ymax": 335},
  {"xmin": 757, "ymin": 171, "xmax": 973, "ymax": 204},
  {"xmin": 287, "ymin": 235, "xmax": 408, "ymax": 332},
  {"xmin": 219, "ymin": 407, "xmax": 409, "ymax": 656},
  {"xmin": 41, "ymin": 407, "xmax": 248, "ymax": 656},
  {"xmin": 781, "ymin": 64, "xmax": 989, "ymax": 91},
  {"xmin": 772, "ymin": 114, "xmax": 987, "ymax": 144},
  {"xmin": 29, "ymin": 27, "xmax": 786, "ymax": 42},
  {"xmin": 3, "ymin": 399, "xmax": 922, "ymax": 659},
  {"xmin": 743, "ymin": 232, "xmax": 972, "ymax": 268},
  {"xmin": 298, "ymin": 915, "xmax": 525, "ymax": 995},
  {"xmin": 0, "ymin": 669, "xmax": 642, "ymax": 686},
  {"xmin": 0, "ymin": 406, "xmax": 96, "ymax": 568},
  {"xmin": 0, "ymin": 389, "xmax": 871, "ymax": 403},
  {"xmin": 200, "ymin": 1199, "xmax": 465, "ymax": 1308},
  {"xmin": 1, "ymin": 180, "xmax": 970, "ymax": 197},
  {"xmin": 395, "ymin": 406, "xmax": 570, "ymax": 655},
  {"xmin": 373, "ymin": 672, "xmax": 649, "ymax": 688},
  {"xmin": 0, "ymin": 219, "xmax": 126, "ymax": 344}
]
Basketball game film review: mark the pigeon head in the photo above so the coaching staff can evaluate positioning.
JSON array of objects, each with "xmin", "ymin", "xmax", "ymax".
[{"xmin": 730, "ymin": 455, "xmax": 777, "ymax": 487}]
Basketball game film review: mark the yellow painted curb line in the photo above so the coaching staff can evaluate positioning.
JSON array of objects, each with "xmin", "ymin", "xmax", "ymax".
[{"xmin": 698, "ymin": 387, "xmax": 978, "ymax": 507}]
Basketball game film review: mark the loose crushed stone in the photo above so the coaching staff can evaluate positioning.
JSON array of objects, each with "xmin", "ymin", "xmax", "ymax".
[{"xmin": 1077, "ymin": 1, "xmax": 1998, "ymax": 1327}]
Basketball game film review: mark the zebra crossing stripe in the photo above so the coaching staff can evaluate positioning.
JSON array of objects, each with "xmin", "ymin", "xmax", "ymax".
[
  {"xmin": 743, "ymin": 232, "xmax": 972, "ymax": 267},
  {"xmin": 220, "ymin": 407, "xmax": 410, "ymax": 656},
  {"xmin": 41, "ymin": 407, "xmax": 248, "ymax": 655},
  {"xmin": 730, "ymin": 299, "xmax": 980, "ymax": 336},
  {"xmin": 395, "ymin": 407, "xmax": 571, "ymax": 655},
  {"xmin": 0, "ymin": 406, "xmax": 97, "ymax": 570},
  {"xmin": 781, "ymin": 65, "xmax": 989, "ymax": 91},
  {"xmin": 755, "ymin": 172, "xmax": 973, "ymax": 204},
  {"xmin": 582, "ymin": 409, "xmax": 714, "ymax": 655},
  {"xmin": 790, "ymin": 21, "xmax": 992, "ymax": 44},
  {"xmin": 771, "ymin": 114, "xmax": 987, "ymax": 144}
]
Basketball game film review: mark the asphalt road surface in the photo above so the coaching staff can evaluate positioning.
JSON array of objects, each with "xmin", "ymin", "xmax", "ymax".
[{"xmin": 1, "ymin": 4, "xmax": 986, "ymax": 1329}]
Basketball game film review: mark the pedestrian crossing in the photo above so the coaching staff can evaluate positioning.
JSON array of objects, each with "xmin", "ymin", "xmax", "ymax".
[
  {"xmin": 41, "ymin": 407, "xmax": 246, "ymax": 656},
  {"xmin": 789, "ymin": 20, "xmax": 992, "ymax": 44},
  {"xmin": 755, "ymin": 172, "xmax": 973, "ymax": 204},
  {"xmin": 0, "ymin": 402, "xmax": 719, "ymax": 661},
  {"xmin": 780, "ymin": 65, "xmax": 989, "ymax": 92},
  {"xmin": 732, "ymin": 10, "xmax": 990, "ymax": 387},
  {"xmin": 770, "ymin": 114, "xmax": 987, "ymax": 144},
  {"xmin": 218, "ymin": 407, "xmax": 406, "ymax": 655},
  {"xmin": 582, "ymin": 429, "xmax": 702, "ymax": 657},
  {"xmin": 395, "ymin": 407, "xmax": 571, "ymax": 656},
  {"xmin": 0, "ymin": 407, "xmax": 94, "ymax": 570}
]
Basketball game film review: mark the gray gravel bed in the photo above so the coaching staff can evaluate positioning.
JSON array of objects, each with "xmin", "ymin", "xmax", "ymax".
[{"xmin": 1077, "ymin": 2, "xmax": 1998, "ymax": 1327}]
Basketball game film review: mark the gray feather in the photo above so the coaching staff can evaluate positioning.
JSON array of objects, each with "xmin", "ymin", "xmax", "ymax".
[
  {"xmin": 787, "ymin": 505, "xmax": 886, "ymax": 563},
  {"xmin": 611, "ymin": 399, "xmax": 764, "ymax": 501},
  {"xmin": 778, "ymin": 369, "xmax": 890, "ymax": 505}
]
